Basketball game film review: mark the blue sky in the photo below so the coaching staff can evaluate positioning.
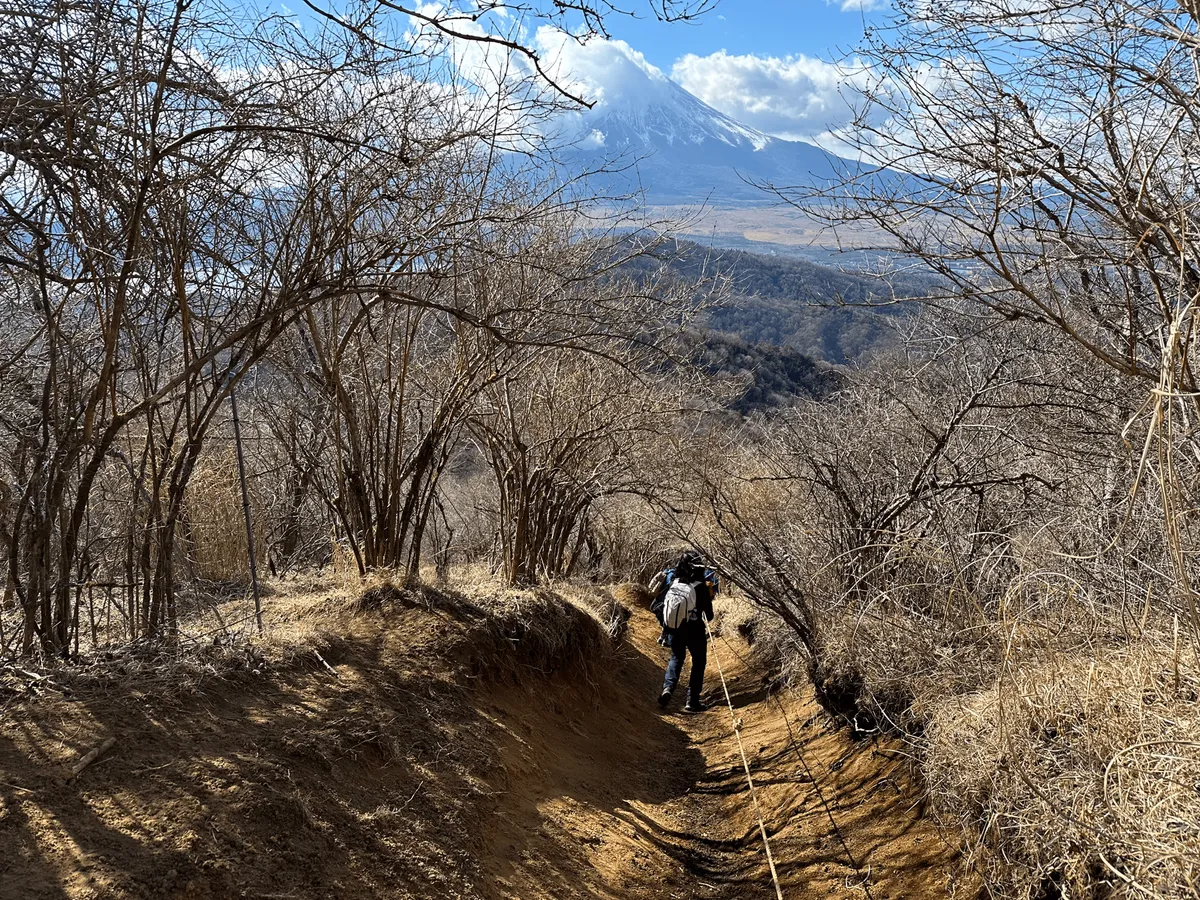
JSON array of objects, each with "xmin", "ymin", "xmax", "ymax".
[
  {"xmin": 604, "ymin": 0, "xmax": 878, "ymax": 73},
  {"xmin": 288, "ymin": 1, "xmax": 890, "ymax": 143}
]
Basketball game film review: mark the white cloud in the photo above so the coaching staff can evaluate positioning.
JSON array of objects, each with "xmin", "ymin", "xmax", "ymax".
[
  {"xmin": 532, "ymin": 28, "xmax": 675, "ymax": 109},
  {"xmin": 578, "ymin": 128, "xmax": 605, "ymax": 149},
  {"xmin": 670, "ymin": 50, "xmax": 860, "ymax": 142},
  {"xmin": 835, "ymin": 0, "xmax": 885, "ymax": 11},
  {"xmin": 395, "ymin": 13, "xmax": 900, "ymax": 161}
]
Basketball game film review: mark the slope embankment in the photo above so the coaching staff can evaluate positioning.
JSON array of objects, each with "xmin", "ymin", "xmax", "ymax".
[{"xmin": 0, "ymin": 580, "xmax": 971, "ymax": 899}]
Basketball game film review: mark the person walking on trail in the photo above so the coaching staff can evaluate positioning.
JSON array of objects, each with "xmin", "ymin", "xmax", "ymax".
[{"xmin": 649, "ymin": 550, "xmax": 718, "ymax": 712}]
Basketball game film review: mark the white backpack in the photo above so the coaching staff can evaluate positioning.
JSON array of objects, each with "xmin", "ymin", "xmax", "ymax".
[{"xmin": 661, "ymin": 579, "xmax": 697, "ymax": 629}]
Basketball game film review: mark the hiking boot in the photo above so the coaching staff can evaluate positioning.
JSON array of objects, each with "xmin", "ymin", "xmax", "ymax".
[
  {"xmin": 657, "ymin": 690, "xmax": 673, "ymax": 707},
  {"xmin": 683, "ymin": 699, "xmax": 708, "ymax": 713}
]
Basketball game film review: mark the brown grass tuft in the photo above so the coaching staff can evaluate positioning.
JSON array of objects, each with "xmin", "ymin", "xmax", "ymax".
[
  {"xmin": 612, "ymin": 581, "xmax": 652, "ymax": 610},
  {"xmin": 460, "ymin": 589, "xmax": 609, "ymax": 682},
  {"xmin": 924, "ymin": 637, "xmax": 1200, "ymax": 900},
  {"xmin": 185, "ymin": 453, "xmax": 266, "ymax": 583}
]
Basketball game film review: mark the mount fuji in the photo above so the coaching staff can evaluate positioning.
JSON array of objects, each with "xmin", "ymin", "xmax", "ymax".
[{"xmin": 555, "ymin": 55, "xmax": 854, "ymax": 207}]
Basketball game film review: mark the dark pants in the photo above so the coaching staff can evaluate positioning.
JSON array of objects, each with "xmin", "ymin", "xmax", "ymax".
[{"xmin": 663, "ymin": 620, "xmax": 707, "ymax": 705}]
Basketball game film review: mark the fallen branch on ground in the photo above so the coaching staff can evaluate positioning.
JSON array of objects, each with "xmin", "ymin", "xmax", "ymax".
[{"xmin": 69, "ymin": 737, "xmax": 116, "ymax": 781}]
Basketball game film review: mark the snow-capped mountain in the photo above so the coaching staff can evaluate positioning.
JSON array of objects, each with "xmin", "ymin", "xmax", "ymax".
[{"xmin": 559, "ymin": 61, "xmax": 850, "ymax": 206}]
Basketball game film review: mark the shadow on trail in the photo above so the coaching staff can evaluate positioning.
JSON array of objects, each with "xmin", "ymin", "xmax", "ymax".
[
  {"xmin": 2, "ymin": 599, "xmax": 509, "ymax": 899},
  {"xmin": 612, "ymin": 805, "xmax": 777, "ymax": 899},
  {"xmin": 1, "ymin": 593, "xmax": 971, "ymax": 900},
  {"xmin": 479, "ymin": 608, "xmax": 710, "ymax": 899},
  {"xmin": 3, "ymin": 590, "xmax": 695, "ymax": 900}
]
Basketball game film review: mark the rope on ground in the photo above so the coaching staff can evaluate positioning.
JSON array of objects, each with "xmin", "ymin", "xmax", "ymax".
[
  {"xmin": 715, "ymin": 631, "xmax": 876, "ymax": 900},
  {"xmin": 768, "ymin": 681, "xmax": 877, "ymax": 900},
  {"xmin": 703, "ymin": 617, "xmax": 786, "ymax": 900}
]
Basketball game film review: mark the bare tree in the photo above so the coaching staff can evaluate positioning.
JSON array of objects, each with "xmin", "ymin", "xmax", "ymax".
[
  {"xmin": 778, "ymin": 0, "xmax": 1200, "ymax": 640},
  {"xmin": 472, "ymin": 348, "xmax": 679, "ymax": 585},
  {"xmin": 795, "ymin": 0, "xmax": 1200, "ymax": 376},
  {"xmin": 0, "ymin": 0, "xmax": 722, "ymax": 653},
  {"xmin": 679, "ymin": 318, "xmax": 1129, "ymax": 707},
  {"xmin": 0, "ymin": 0, "xmax": 589, "ymax": 652}
]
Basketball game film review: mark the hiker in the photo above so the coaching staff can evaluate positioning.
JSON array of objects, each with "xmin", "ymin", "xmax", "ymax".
[{"xmin": 649, "ymin": 550, "xmax": 718, "ymax": 712}]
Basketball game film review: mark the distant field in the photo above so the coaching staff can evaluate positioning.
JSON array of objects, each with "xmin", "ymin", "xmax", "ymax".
[{"xmin": 646, "ymin": 204, "xmax": 891, "ymax": 257}]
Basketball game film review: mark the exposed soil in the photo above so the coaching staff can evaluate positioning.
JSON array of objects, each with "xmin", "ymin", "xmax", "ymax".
[{"xmin": 0, "ymin": 583, "xmax": 973, "ymax": 899}]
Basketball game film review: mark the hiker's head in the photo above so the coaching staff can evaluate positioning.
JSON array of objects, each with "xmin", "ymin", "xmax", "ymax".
[{"xmin": 677, "ymin": 550, "xmax": 703, "ymax": 581}]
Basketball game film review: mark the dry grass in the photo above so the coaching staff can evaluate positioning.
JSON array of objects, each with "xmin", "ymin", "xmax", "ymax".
[
  {"xmin": 700, "ymin": 453, "xmax": 1200, "ymax": 899},
  {"xmin": 462, "ymin": 588, "xmax": 611, "ymax": 681},
  {"xmin": 572, "ymin": 584, "xmax": 633, "ymax": 642},
  {"xmin": 925, "ymin": 636, "xmax": 1200, "ymax": 900},
  {"xmin": 328, "ymin": 571, "xmax": 624, "ymax": 685},
  {"xmin": 1, "ymin": 570, "xmax": 623, "ymax": 720},
  {"xmin": 803, "ymin": 574, "xmax": 1200, "ymax": 900},
  {"xmin": 186, "ymin": 452, "xmax": 267, "ymax": 583}
]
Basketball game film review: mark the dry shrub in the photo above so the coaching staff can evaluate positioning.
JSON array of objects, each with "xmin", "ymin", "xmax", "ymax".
[
  {"xmin": 708, "ymin": 589, "xmax": 762, "ymax": 643},
  {"xmin": 767, "ymin": 565, "xmax": 1200, "ymax": 899},
  {"xmin": 815, "ymin": 597, "xmax": 1009, "ymax": 734},
  {"xmin": 329, "ymin": 536, "xmax": 361, "ymax": 578},
  {"xmin": 686, "ymin": 338, "xmax": 1200, "ymax": 897},
  {"xmin": 589, "ymin": 496, "xmax": 676, "ymax": 583},
  {"xmin": 925, "ymin": 637, "xmax": 1200, "ymax": 900},
  {"xmin": 435, "ymin": 472, "xmax": 502, "ymax": 572},
  {"xmin": 809, "ymin": 566, "xmax": 1200, "ymax": 899},
  {"xmin": 733, "ymin": 604, "xmax": 807, "ymax": 678},
  {"xmin": 572, "ymin": 585, "xmax": 632, "ymax": 643},
  {"xmin": 186, "ymin": 452, "xmax": 266, "ymax": 582}
]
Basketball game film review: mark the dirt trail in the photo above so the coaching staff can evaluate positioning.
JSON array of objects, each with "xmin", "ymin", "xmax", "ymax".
[
  {"xmin": 0, "ymin": 586, "xmax": 968, "ymax": 899},
  {"xmin": 479, "ymin": 605, "xmax": 966, "ymax": 899}
]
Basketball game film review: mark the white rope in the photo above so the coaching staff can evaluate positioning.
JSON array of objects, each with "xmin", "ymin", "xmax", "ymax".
[
  {"xmin": 704, "ymin": 617, "xmax": 786, "ymax": 900},
  {"xmin": 715, "ymin": 633, "xmax": 876, "ymax": 899}
]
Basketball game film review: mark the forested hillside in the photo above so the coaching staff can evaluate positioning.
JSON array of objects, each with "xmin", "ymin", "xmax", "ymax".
[
  {"xmin": 691, "ymin": 330, "xmax": 842, "ymax": 413},
  {"xmin": 627, "ymin": 239, "xmax": 935, "ymax": 363}
]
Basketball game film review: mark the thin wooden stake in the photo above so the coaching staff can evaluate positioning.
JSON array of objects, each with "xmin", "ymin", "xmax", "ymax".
[
  {"xmin": 230, "ymin": 383, "xmax": 263, "ymax": 633},
  {"xmin": 1173, "ymin": 613, "xmax": 1181, "ymax": 697}
]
